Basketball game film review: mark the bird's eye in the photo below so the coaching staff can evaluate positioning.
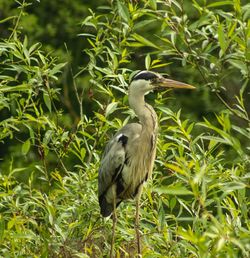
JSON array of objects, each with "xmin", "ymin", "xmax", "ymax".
[{"xmin": 150, "ymin": 78, "xmax": 159, "ymax": 84}]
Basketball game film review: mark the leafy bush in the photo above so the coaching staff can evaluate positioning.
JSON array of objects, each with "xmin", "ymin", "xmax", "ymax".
[{"xmin": 0, "ymin": 0, "xmax": 249, "ymax": 257}]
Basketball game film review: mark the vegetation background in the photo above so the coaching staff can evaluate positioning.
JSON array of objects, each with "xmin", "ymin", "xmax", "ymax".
[{"xmin": 0, "ymin": 0, "xmax": 249, "ymax": 257}]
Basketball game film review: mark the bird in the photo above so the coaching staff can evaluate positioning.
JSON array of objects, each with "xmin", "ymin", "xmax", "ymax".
[{"xmin": 98, "ymin": 70, "xmax": 195, "ymax": 257}]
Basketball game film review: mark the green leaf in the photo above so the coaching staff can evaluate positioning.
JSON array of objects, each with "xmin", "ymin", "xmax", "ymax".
[
  {"xmin": 79, "ymin": 131, "xmax": 95, "ymax": 140},
  {"xmin": 105, "ymin": 102, "xmax": 118, "ymax": 117},
  {"xmin": 218, "ymin": 23, "xmax": 227, "ymax": 54},
  {"xmin": 22, "ymin": 139, "xmax": 31, "ymax": 155},
  {"xmin": 232, "ymin": 125, "xmax": 250, "ymax": 139},
  {"xmin": 134, "ymin": 19, "xmax": 155, "ymax": 30},
  {"xmin": 221, "ymin": 182, "xmax": 246, "ymax": 193},
  {"xmin": 25, "ymin": 125, "xmax": 35, "ymax": 144},
  {"xmin": 0, "ymin": 218, "xmax": 5, "ymax": 241},
  {"xmin": 0, "ymin": 16, "xmax": 16, "ymax": 24},
  {"xmin": 165, "ymin": 163, "xmax": 187, "ymax": 175},
  {"xmin": 29, "ymin": 42, "xmax": 41, "ymax": 54},
  {"xmin": 43, "ymin": 92, "xmax": 52, "ymax": 112},
  {"xmin": 43, "ymin": 130, "xmax": 53, "ymax": 145},
  {"xmin": 228, "ymin": 59, "xmax": 248, "ymax": 75},
  {"xmin": 0, "ymin": 84, "xmax": 31, "ymax": 93},
  {"xmin": 228, "ymin": 21, "xmax": 237, "ymax": 38},
  {"xmin": 132, "ymin": 33, "xmax": 160, "ymax": 49},
  {"xmin": 170, "ymin": 197, "xmax": 177, "ymax": 211},
  {"xmin": 207, "ymin": 1, "xmax": 233, "ymax": 8},
  {"xmin": 117, "ymin": 0, "xmax": 130, "ymax": 23},
  {"xmin": 148, "ymin": 0, "xmax": 157, "ymax": 10},
  {"xmin": 49, "ymin": 62, "xmax": 66, "ymax": 76},
  {"xmin": 95, "ymin": 112, "xmax": 106, "ymax": 122},
  {"xmin": 155, "ymin": 184, "xmax": 193, "ymax": 195},
  {"xmin": 23, "ymin": 36, "xmax": 30, "ymax": 65},
  {"xmin": 80, "ymin": 148, "xmax": 86, "ymax": 160},
  {"xmin": 145, "ymin": 54, "xmax": 151, "ymax": 70},
  {"xmin": 233, "ymin": 0, "xmax": 241, "ymax": 13}
]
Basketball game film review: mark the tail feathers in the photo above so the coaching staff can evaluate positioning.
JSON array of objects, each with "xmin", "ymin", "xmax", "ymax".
[{"xmin": 99, "ymin": 195, "xmax": 113, "ymax": 217}]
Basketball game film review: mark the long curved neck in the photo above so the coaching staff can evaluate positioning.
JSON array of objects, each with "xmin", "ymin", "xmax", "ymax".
[{"xmin": 129, "ymin": 93, "xmax": 158, "ymax": 133}]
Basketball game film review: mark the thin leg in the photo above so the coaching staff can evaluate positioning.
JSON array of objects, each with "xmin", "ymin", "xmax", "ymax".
[
  {"xmin": 135, "ymin": 186, "xmax": 143, "ymax": 256},
  {"xmin": 110, "ymin": 192, "xmax": 117, "ymax": 258},
  {"xmin": 110, "ymin": 207, "xmax": 117, "ymax": 258}
]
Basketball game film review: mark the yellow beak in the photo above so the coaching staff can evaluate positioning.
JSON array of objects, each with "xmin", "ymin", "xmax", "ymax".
[{"xmin": 155, "ymin": 77, "xmax": 195, "ymax": 89}]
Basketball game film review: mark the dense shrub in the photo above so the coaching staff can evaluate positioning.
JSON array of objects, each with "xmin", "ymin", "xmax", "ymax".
[{"xmin": 0, "ymin": 0, "xmax": 249, "ymax": 257}]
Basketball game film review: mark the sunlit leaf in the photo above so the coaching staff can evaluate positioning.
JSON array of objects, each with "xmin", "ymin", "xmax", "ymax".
[
  {"xmin": 218, "ymin": 23, "xmax": 227, "ymax": 54},
  {"xmin": 105, "ymin": 102, "xmax": 118, "ymax": 117},
  {"xmin": 49, "ymin": 62, "xmax": 66, "ymax": 76},
  {"xmin": 145, "ymin": 54, "xmax": 151, "ymax": 70},
  {"xmin": 132, "ymin": 33, "xmax": 160, "ymax": 49},
  {"xmin": 117, "ymin": 0, "xmax": 130, "ymax": 22},
  {"xmin": 155, "ymin": 184, "xmax": 193, "ymax": 195}
]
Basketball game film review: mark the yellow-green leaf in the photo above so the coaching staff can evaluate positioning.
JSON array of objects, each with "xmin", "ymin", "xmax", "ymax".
[
  {"xmin": 207, "ymin": 1, "xmax": 233, "ymax": 8},
  {"xmin": 22, "ymin": 139, "xmax": 31, "ymax": 155},
  {"xmin": 105, "ymin": 102, "xmax": 118, "ymax": 117},
  {"xmin": 145, "ymin": 54, "xmax": 151, "ymax": 70},
  {"xmin": 43, "ymin": 92, "xmax": 52, "ymax": 112},
  {"xmin": 155, "ymin": 184, "xmax": 193, "ymax": 195},
  {"xmin": 132, "ymin": 33, "xmax": 160, "ymax": 49},
  {"xmin": 117, "ymin": 0, "xmax": 130, "ymax": 22},
  {"xmin": 218, "ymin": 23, "xmax": 227, "ymax": 54}
]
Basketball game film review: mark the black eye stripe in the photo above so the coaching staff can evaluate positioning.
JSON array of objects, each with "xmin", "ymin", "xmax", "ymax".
[{"xmin": 132, "ymin": 71, "xmax": 158, "ymax": 81}]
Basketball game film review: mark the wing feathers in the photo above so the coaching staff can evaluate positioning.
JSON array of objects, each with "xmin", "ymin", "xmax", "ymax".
[
  {"xmin": 117, "ymin": 134, "xmax": 128, "ymax": 146},
  {"xmin": 98, "ymin": 134, "xmax": 128, "ymax": 217},
  {"xmin": 98, "ymin": 123, "xmax": 142, "ymax": 217}
]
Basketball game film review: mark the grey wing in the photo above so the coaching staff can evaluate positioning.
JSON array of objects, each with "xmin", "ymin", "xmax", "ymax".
[{"xmin": 98, "ymin": 123, "xmax": 142, "ymax": 217}]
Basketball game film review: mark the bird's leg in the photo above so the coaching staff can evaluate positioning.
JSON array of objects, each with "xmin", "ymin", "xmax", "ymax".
[
  {"xmin": 135, "ymin": 186, "xmax": 143, "ymax": 256},
  {"xmin": 110, "ymin": 208, "xmax": 117, "ymax": 258},
  {"xmin": 110, "ymin": 192, "xmax": 117, "ymax": 258}
]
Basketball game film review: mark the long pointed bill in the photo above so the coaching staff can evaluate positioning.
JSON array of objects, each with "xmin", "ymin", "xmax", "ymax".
[{"xmin": 155, "ymin": 78, "xmax": 195, "ymax": 89}]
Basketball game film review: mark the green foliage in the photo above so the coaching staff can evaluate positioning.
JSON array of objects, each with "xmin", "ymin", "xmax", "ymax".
[
  {"xmin": 152, "ymin": 107, "xmax": 250, "ymax": 257},
  {"xmin": 0, "ymin": 0, "xmax": 250, "ymax": 257}
]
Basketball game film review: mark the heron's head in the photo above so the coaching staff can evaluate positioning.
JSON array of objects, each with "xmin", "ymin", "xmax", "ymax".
[{"xmin": 130, "ymin": 70, "xmax": 195, "ymax": 95}]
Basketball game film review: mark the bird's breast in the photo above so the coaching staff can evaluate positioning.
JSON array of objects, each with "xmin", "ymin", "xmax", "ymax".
[{"xmin": 121, "ymin": 132, "xmax": 157, "ymax": 199}]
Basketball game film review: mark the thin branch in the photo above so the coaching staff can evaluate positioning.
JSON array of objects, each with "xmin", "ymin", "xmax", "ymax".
[
  {"xmin": 64, "ymin": 43, "xmax": 84, "ymax": 127},
  {"xmin": 8, "ymin": 0, "xmax": 26, "ymax": 40}
]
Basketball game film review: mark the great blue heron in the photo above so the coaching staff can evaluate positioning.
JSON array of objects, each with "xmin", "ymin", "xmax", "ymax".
[{"xmin": 98, "ymin": 70, "xmax": 195, "ymax": 257}]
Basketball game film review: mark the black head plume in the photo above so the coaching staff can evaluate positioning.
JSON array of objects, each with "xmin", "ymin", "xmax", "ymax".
[{"xmin": 131, "ymin": 70, "xmax": 159, "ymax": 82}]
